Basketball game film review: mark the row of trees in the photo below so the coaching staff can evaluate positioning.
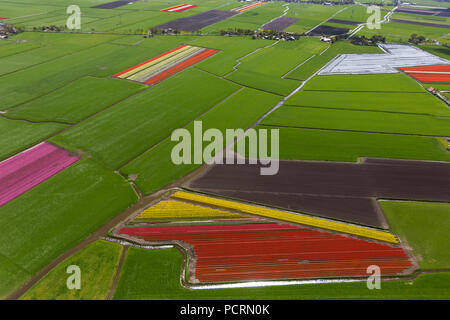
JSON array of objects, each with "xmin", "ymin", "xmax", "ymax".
[
  {"xmin": 408, "ymin": 34, "xmax": 426, "ymax": 45},
  {"xmin": 349, "ymin": 34, "xmax": 386, "ymax": 45}
]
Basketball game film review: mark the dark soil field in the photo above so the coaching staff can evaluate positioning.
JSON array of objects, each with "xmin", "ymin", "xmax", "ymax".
[
  {"xmin": 157, "ymin": 10, "xmax": 238, "ymax": 31},
  {"xmin": 262, "ymin": 17, "xmax": 298, "ymax": 31},
  {"xmin": 307, "ymin": 25, "xmax": 350, "ymax": 36},
  {"xmin": 327, "ymin": 19, "xmax": 362, "ymax": 25},
  {"xmin": 391, "ymin": 19, "xmax": 450, "ymax": 29},
  {"xmin": 186, "ymin": 158, "xmax": 450, "ymax": 228},
  {"xmin": 92, "ymin": 1, "xmax": 134, "ymax": 9},
  {"xmin": 192, "ymin": 189, "xmax": 386, "ymax": 228}
]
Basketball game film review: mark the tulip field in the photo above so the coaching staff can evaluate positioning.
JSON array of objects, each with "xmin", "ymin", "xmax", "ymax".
[
  {"xmin": 113, "ymin": 45, "xmax": 219, "ymax": 85},
  {"xmin": 118, "ymin": 194, "xmax": 412, "ymax": 283},
  {"xmin": 171, "ymin": 192, "xmax": 399, "ymax": 244},
  {"xmin": 400, "ymin": 65, "xmax": 450, "ymax": 83},
  {"xmin": 162, "ymin": 4, "xmax": 197, "ymax": 12},
  {"xmin": 0, "ymin": 142, "xmax": 78, "ymax": 207},
  {"xmin": 232, "ymin": 2, "xmax": 266, "ymax": 13}
]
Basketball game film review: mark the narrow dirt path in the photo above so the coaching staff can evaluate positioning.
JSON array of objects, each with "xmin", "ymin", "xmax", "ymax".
[{"xmin": 107, "ymin": 245, "xmax": 128, "ymax": 300}]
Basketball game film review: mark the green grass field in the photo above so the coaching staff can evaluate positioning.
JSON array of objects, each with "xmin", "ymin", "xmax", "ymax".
[
  {"xmin": 360, "ymin": 21, "xmax": 450, "ymax": 43},
  {"xmin": 419, "ymin": 44, "xmax": 450, "ymax": 60},
  {"xmin": 262, "ymin": 106, "xmax": 450, "ymax": 136},
  {"xmin": 51, "ymin": 68, "xmax": 240, "ymax": 169},
  {"xmin": 6, "ymin": 76, "xmax": 146, "ymax": 124},
  {"xmin": 256, "ymin": 126, "xmax": 450, "ymax": 162},
  {"xmin": 302, "ymin": 73, "xmax": 425, "ymax": 92},
  {"xmin": 0, "ymin": 117, "xmax": 66, "ymax": 161},
  {"xmin": 121, "ymin": 87, "xmax": 282, "ymax": 194},
  {"xmin": 113, "ymin": 247, "xmax": 450, "ymax": 299},
  {"xmin": 285, "ymin": 91, "xmax": 450, "ymax": 117},
  {"xmin": 21, "ymin": 240, "xmax": 123, "ymax": 300},
  {"xmin": 0, "ymin": 159, "xmax": 137, "ymax": 299},
  {"xmin": 225, "ymin": 38, "xmax": 327, "ymax": 95},
  {"xmin": 192, "ymin": 36, "xmax": 275, "ymax": 76},
  {"xmin": 381, "ymin": 201, "xmax": 450, "ymax": 270}
]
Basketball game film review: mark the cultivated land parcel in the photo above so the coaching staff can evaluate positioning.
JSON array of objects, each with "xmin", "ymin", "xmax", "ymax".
[{"xmin": 0, "ymin": 0, "xmax": 449, "ymax": 301}]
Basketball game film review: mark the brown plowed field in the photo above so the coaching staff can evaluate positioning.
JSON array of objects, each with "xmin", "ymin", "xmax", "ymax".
[
  {"xmin": 156, "ymin": 10, "xmax": 238, "ymax": 31},
  {"xmin": 307, "ymin": 25, "xmax": 349, "ymax": 36},
  {"xmin": 192, "ymin": 189, "xmax": 386, "ymax": 228},
  {"xmin": 262, "ymin": 17, "xmax": 298, "ymax": 31},
  {"xmin": 92, "ymin": 1, "xmax": 134, "ymax": 9},
  {"xmin": 186, "ymin": 158, "xmax": 450, "ymax": 227}
]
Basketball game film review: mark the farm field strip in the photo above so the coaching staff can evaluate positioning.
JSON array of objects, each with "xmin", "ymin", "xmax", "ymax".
[
  {"xmin": 117, "ymin": 205, "xmax": 412, "ymax": 282},
  {"xmin": 170, "ymin": 192, "xmax": 399, "ymax": 243},
  {"xmin": 0, "ymin": 142, "xmax": 78, "ymax": 207},
  {"xmin": 113, "ymin": 45, "xmax": 219, "ymax": 85},
  {"xmin": 134, "ymin": 200, "xmax": 243, "ymax": 221},
  {"xmin": 162, "ymin": 4, "xmax": 197, "ymax": 12},
  {"xmin": 261, "ymin": 106, "xmax": 450, "ymax": 137},
  {"xmin": 156, "ymin": 9, "xmax": 238, "ymax": 31},
  {"xmin": 261, "ymin": 17, "xmax": 298, "ymax": 31},
  {"xmin": 400, "ymin": 65, "xmax": 450, "ymax": 83},
  {"xmin": 232, "ymin": 2, "xmax": 266, "ymax": 13}
]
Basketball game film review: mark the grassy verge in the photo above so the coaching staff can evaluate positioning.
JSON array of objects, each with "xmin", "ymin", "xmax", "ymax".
[{"xmin": 21, "ymin": 240, "xmax": 123, "ymax": 300}]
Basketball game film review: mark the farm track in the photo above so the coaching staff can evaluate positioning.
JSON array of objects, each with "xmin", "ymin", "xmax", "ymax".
[{"xmin": 107, "ymin": 245, "xmax": 128, "ymax": 300}]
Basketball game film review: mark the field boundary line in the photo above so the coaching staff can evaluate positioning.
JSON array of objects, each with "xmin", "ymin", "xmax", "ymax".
[
  {"xmin": 0, "ymin": 34, "xmax": 127, "ymax": 80},
  {"xmin": 0, "ymin": 44, "xmax": 42, "ymax": 60},
  {"xmin": 195, "ymin": 66, "xmax": 285, "ymax": 96},
  {"xmin": 259, "ymin": 123, "xmax": 450, "ymax": 138},
  {"xmin": 282, "ymin": 54, "xmax": 317, "ymax": 79},
  {"xmin": 3, "ymin": 74, "xmax": 96, "ymax": 111},
  {"xmin": 259, "ymin": 3, "xmax": 290, "ymax": 30},
  {"xmin": 305, "ymin": 5, "xmax": 352, "ymax": 35},
  {"xmin": 282, "ymin": 104, "xmax": 450, "ymax": 118},
  {"xmin": 249, "ymin": 48, "xmax": 330, "ymax": 129},
  {"xmin": 117, "ymin": 86, "xmax": 245, "ymax": 170},
  {"xmin": 223, "ymin": 39, "xmax": 280, "ymax": 78},
  {"xmin": 301, "ymin": 89, "xmax": 427, "ymax": 93},
  {"xmin": 107, "ymin": 245, "xmax": 128, "ymax": 300},
  {"xmin": 0, "ymin": 113, "xmax": 73, "ymax": 125}
]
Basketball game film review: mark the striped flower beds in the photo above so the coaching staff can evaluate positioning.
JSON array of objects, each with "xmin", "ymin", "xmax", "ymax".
[
  {"xmin": 113, "ymin": 45, "xmax": 218, "ymax": 85},
  {"xmin": 0, "ymin": 142, "xmax": 79, "ymax": 207},
  {"xmin": 171, "ymin": 191, "xmax": 399, "ymax": 244},
  {"xmin": 0, "ymin": 18, "xmax": 7, "ymax": 20},
  {"xmin": 119, "ymin": 222, "xmax": 412, "ymax": 282},
  {"xmin": 162, "ymin": 4, "xmax": 197, "ymax": 12},
  {"xmin": 232, "ymin": 1, "xmax": 265, "ymax": 13},
  {"xmin": 134, "ymin": 200, "xmax": 244, "ymax": 222},
  {"xmin": 400, "ymin": 65, "xmax": 450, "ymax": 83}
]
